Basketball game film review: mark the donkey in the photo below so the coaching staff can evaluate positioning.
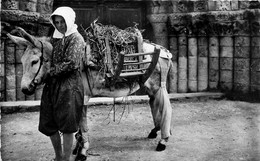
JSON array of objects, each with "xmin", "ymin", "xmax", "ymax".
[{"xmin": 7, "ymin": 27, "xmax": 174, "ymax": 155}]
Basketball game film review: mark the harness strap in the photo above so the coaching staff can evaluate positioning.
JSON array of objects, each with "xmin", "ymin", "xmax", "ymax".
[
  {"xmin": 30, "ymin": 41, "xmax": 44, "ymax": 87},
  {"xmin": 35, "ymin": 41, "xmax": 44, "ymax": 79}
]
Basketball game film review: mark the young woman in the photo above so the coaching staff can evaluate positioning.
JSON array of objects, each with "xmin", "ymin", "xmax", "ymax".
[{"xmin": 38, "ymin": 6, "xmax": 86, "ymax": 161}]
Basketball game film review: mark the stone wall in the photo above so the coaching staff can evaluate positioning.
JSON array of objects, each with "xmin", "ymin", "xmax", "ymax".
[
  {"xmin": 146, "ymin": 1, "xmax": 260, "ymax": 97},
  {"xmin": 1, "ymin": 0, "xmax": 260, "ymax": 101}
]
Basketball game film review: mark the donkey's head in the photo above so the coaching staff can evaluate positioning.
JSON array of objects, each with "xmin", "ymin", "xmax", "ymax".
[{"xmin": 7, "ymin": 27, "xmax": 53, "ymax": 95}]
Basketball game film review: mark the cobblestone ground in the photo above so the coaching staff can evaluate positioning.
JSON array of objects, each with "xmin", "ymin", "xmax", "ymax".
[{"xmin": 1, "ymin": 99, "xmax": 260, "ymax": 161}]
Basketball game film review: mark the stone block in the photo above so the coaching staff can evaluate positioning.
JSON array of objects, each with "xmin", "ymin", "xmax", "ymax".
[
  {"xmin": 198, "ymin": 67, "xmax": 208, "ymax": 81},
  {"xmin": 251, "ymin": 59, "xmax": 260, "ymax": 72},
  {"xmin": 177, "ymin": 1, "xmax": 194, "ymax": 13},
  {"xmin": 179, "ymin": 46, "xmax": 187, "ymax": 57},
  {"xmin": 250, "ymin": 85, "xmax": 260, "ymax": 94},
  {"xmin": 6, "ymin": 74, "xmax": 16, "ymax": 90},
  {"xmin": 188, "ymin": 43, "xmax": 197, "ymax": 57},
  {"xmin": 38, "ymin": 13, "xmax": 52, "ymax": 24},
  {"xmin": 178, "ymin": 36, "xmax": 187, "ymax": 46},
  {"xmin": 0, "ymin": 76, "xmax": 5, "ymax": 91},
  {"xmin": 178, "ymin": 68, "xmax": 187, "ymax": 80},
  {"xmin": 5, "ymin": 45, "xmax": 15, "ymax": 64},
  {"xmin": 198, "ymin": 36, "xmax": 207, "ymax": 46},
  {"xmin": 170, "ymin": 1, "xmax": 179, "ymax": 13},
  {"xmin": 37, "ymin": 0, "xmax": 54, "ymax": 14},
  {"xmin": 209, "ymin": 45, "xmax": 219, "ymax": 57},
  {"xmin": 194, "ymin": 1, "xmax": 208, "ymax": 12},
  {"xmin": 19, "ymin": 0, "xmax": 37, "ymax": 12},
  {"xmin": 188, "ymin": 57, "xmax": 197, "ymax": 80},
  {"xmin": 209, "ymin": 58, "xmax": 219, "ymax": 70},
  {"xmin": 251, "ymin": 46, "xmax": 260, "ymax": 59},
  {"xmin": 188, "ymin": 80, "xmax": 197, "ymax": 92},
  {"xmin": 251, "ymin": 37, "xmax": 260, "ymax": 46},
  {"xmin": 235, "ymin": 36, "xmax": 250, "ymax": 47},
  {"xmin": 220, "ymin": 70, "xmax": 233, "ymax": 83},
  {"xmin": 2, "ymin": 0, "xmax": 19, "ymax": 10},
  {"xmin": 209, "ymin": 81, "xmax": 218, "ymax": 90},
  {"xmin": 220, "ymin": 57, "xmax": 233, "ymax": 70},
  {"xmin": 208, "ymin": 1, "xmax": 217, "ymax": 11},
  {"xmin": 234, "ymin": 58, "xmax": 250, "ymax": 71},
  {"xmin": 6, "ymin": 89, "xmax": 16, "ymax": 101},
  {"xmin": 171, "ymin": 49, "xmax": 178, "ymax": 61},
  {"xmin": 209, "ymin": 69, "xmax": 219, "ymax": 82},
  {"xmin": 219, "ymin": 82, "xmax": 233, "ymax": 91},
  {"xmin": 0, "ymin": 64, "xmax": 5, "ymax": 77},
  {"xmin": 151, "ymin": 23, "xmax": 168, "ymax": 37},
  {"xmin": 168, "ymin": 61, "xmax": 178, "ymax": 93},
  {"xmin": 198, "ymin": 57, "xmax": 208, "ymax": 69},
  {"xmin": 1, "ymin": 41, "xmax": 5, "ymax": 63},
  {"xmin": 15, "ymin": 49, "xmax": 25, "ymax": 63},
  {"xmin": 233, "ymin": 83, "xmax": 249, "ymax": 93},
  {"xmin": 209, "ymin": 37, "xmax": 219, "ymax": 56},
  {"xmin": 178, "ymin": 57, "xmax": 187, "ymax": 69},
  {"xmin": 220, "ymin": 37, "xmax": 233, "ymax": 46},
  {"xmin": 37, "ymin": 24, "xmax": 51, "ymax": 37},
  {"xmin": 16, "ymin": 63, "xmax": 23, "ymax": 76},
  {"xmin": 16, "ymin": 87, "xmax": 25, "ymax": 101},
  {"xmin": 234, "ymin": 70, "xmax": 250, "ymax": 84},
  {"xmin": 154, "ymin": 36, "xmax": 168, "ymax": 48},
  {"xmin": 220, "ymin": 47, "xmax": 233, "ymax": 58},
  {"xmin": 250, "ymin": 71, "xmax": 260, "ymax": 85},
  {"xmin": 239, "ymin": 1, "xmax": 250, "ymax": 9},
  {"xmin": 188, "ymin": 37, "xmax": 197, "ymax": 46},
  {"xmin": 0, "ymin": 49, "xmax": 4, "ymax": 63},
  {"xmin": 178, "ymin": 79, "xmax": 188, "ymax": 93},
  {"xmin": 16, "ymin": 75, "xmax": 22, "ymax": 88},
  {"xmin": 231, "ymin": 1, "xmax": 239, "ymax": 10},
  {"xmin": 216, "ymin": 1, "xmax": 231, "ymax": 11},
  {"xmin": 169, "ymin": 37, "xmax": 178, "ymax": 50},
  {"xmin": 147, "ymin": 14, "xmax": 168, "ymax": 23},
  {"xmin": 5, "ymin": 62, "xmax": 15, "ymax": 75},
  {"xmin": 0, "ymin": 91, "xmax": 5, "ymax": 102},
  {"xmin": 198, "ymin": 46, "xmax": 208, "ymax": 57},
  {"xmin": 234, "ymin": 47, "xmax": 250, "ymax": 58},
  {"xmin": 198, "ymin": 80, "xmax": 208, "ymax": 92}
]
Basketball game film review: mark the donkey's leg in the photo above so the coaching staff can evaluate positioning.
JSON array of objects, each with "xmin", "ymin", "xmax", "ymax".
[
  {"xmin": 157, "ymin": 87, "xmax": 172, "ymax": 151},
  {"xmin": 73, "ymin": 97, "xmax": 90, "ymax": 160},
  {"xmin": 149, "ymin": 87, "xmax": 172, "ymax": 151},
  {"xmin": 147, "ymin": 96, "xmax": 161, "ymax": 139},
  {"xmin": 79, "ymin": 105, "xmax": 90, "ymax": 156}
]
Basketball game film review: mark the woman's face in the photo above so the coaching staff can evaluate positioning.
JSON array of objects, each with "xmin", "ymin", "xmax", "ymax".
[{"xmin": 53, "ymin": 15, "xmax": 67, "ymax": 34}]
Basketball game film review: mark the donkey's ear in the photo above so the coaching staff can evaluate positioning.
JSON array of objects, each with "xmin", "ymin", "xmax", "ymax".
[{"xmin": 7, "ymin": 33, "xmax": 33, "ymax": 47}]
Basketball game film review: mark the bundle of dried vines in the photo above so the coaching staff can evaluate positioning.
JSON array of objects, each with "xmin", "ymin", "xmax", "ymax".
[{"xmin": 83, "ymin": 19, "xmax": 143, "ymax": 73}]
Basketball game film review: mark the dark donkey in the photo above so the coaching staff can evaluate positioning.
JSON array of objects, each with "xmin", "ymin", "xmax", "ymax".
[{"xmin": 7, "ymin": 27, "xmax": 174, "ymax": 157}]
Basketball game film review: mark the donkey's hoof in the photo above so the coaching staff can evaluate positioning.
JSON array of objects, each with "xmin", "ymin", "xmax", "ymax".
[
  {"xmin": 156, "ymin": 142, "xmax": 166, "ymax": 151},
  {"xmin": 75, "ymin": 154, "xmax": 87, "ymax": 161},
  {"xmin": 148, "ymin": 130, "xmax": 157, "ymax": 139}
]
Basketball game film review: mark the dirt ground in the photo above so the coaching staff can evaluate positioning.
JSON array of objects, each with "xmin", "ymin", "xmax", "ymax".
[{"xmin": 1, "ymin": 99, "xmax": 260, "ymax": 161}]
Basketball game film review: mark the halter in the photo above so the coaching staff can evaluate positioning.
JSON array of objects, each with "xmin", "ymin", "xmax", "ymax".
[{"xmin": 29, "ymin": 41, "xmax": 44, "ymax": 89}]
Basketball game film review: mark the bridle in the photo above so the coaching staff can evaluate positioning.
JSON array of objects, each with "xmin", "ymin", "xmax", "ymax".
[{"xmin": 28, "ymin": 41, "xmax": 45, "ymax": 90}]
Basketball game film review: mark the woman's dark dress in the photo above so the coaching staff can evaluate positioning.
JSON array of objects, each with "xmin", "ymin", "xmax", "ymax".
[{"xmin": 39, "ymin": 32, "xmax": 85, "ymax": 136}]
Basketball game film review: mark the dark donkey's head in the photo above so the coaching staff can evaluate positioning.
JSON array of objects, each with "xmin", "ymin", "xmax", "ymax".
[{"xmin": 7, "ymin": 27, "xmax": 53, "ymax": 95}]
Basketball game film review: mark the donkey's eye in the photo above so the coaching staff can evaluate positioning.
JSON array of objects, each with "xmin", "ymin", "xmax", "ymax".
[{"xmin": 32, "ymin": 60, "xmax": 39, "ymax": 66}]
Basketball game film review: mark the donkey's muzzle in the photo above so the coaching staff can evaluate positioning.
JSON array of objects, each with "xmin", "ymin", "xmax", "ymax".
[{"xmin": 21, "ymin": 82, "xmax": 36, "ymax": 95}]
